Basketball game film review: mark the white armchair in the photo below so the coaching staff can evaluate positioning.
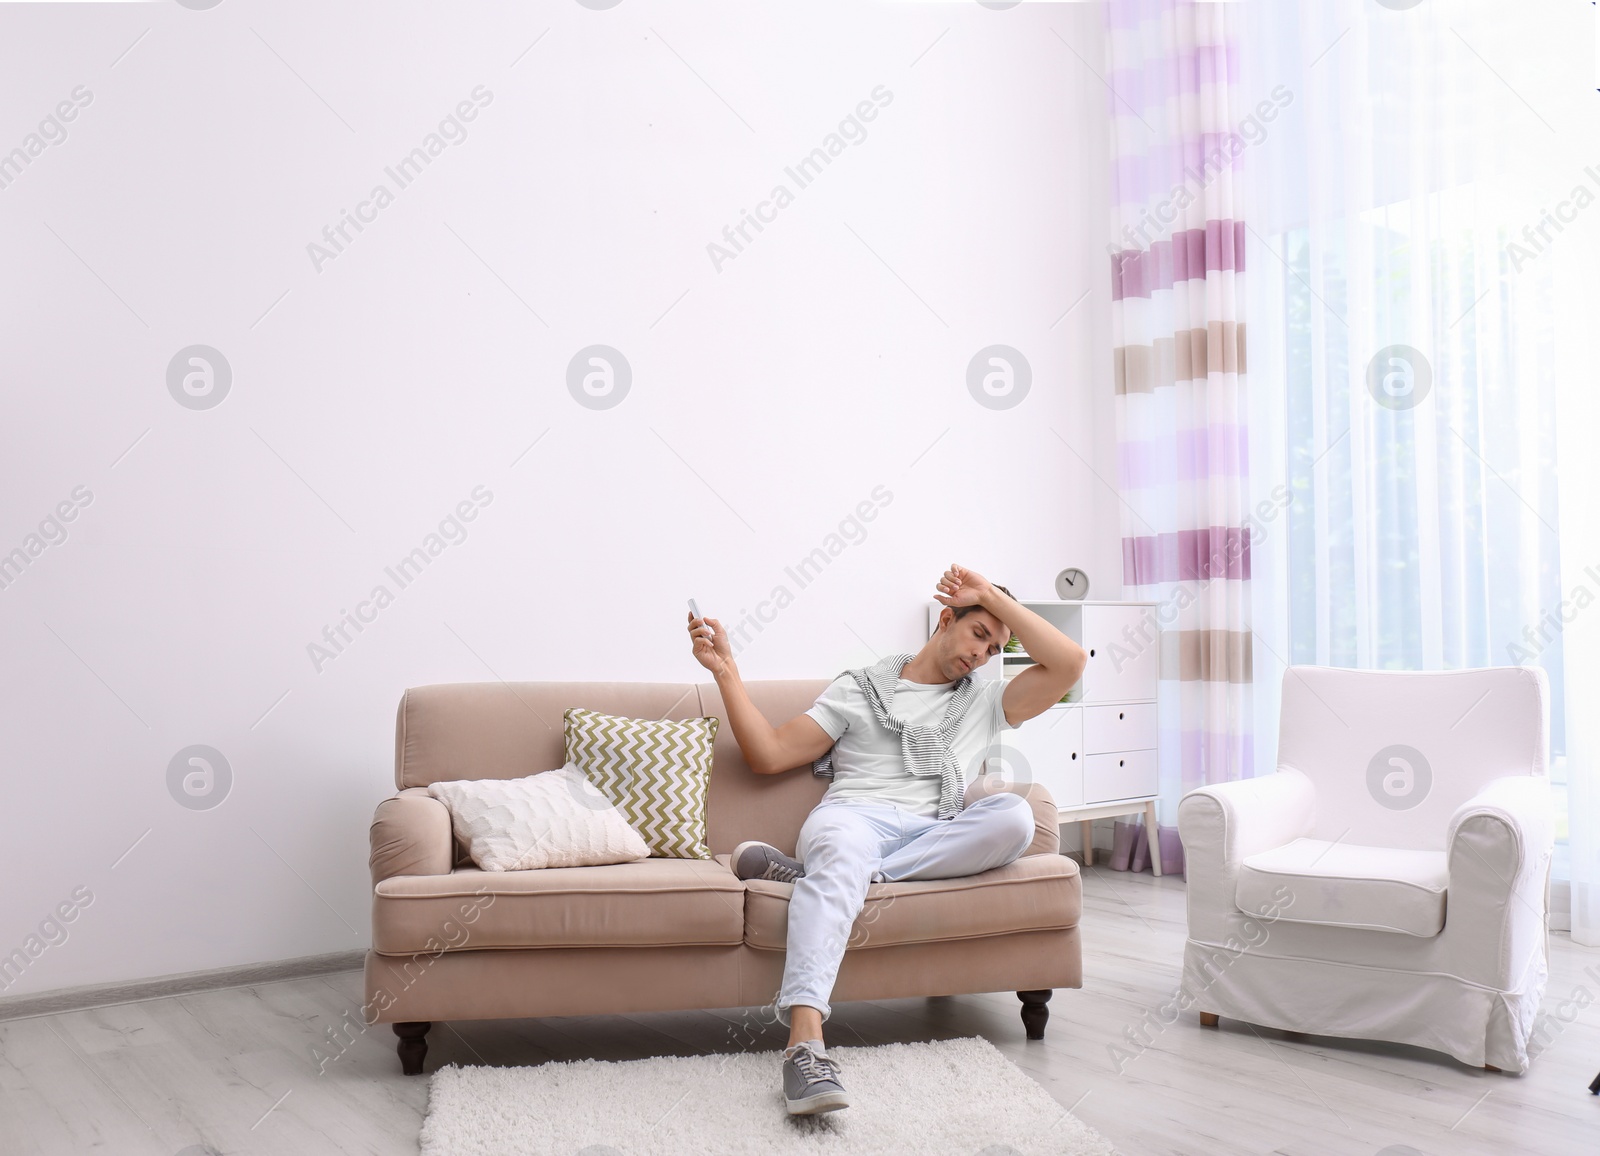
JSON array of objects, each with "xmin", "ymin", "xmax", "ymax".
[{"xmin": 1177, "ymin": 665, "xmax": 1556, "ymax": 1073}]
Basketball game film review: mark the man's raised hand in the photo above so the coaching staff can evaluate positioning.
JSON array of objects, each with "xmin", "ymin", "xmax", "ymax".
[
  {"xmin": 932, "ymin": 563, "xmax": 995, "ymax": 609},
  {"xmin": 687, "ymin": 609, "xmax": 733, "ymax": 676}
]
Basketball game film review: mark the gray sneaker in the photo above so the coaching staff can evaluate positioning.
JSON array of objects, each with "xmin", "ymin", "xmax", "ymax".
[
  {"xmin": 732, "ymin": 840, "xmax": 805, "ymax": 883},
  {"xmin": 782, "ymin": 1041, "xmax": 848, "ymax": 1115}
]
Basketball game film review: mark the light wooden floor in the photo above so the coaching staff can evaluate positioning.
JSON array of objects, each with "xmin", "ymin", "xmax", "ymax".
[{"xmin": 4, "ymin": 867, "xmax": 1599, "ymax": 1155}]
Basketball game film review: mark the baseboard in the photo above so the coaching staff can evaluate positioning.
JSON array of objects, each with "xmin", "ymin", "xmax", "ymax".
[
  {"xmin": 0, "ymin": 949, "xmax": 366, "ymax": 1022},
  {"xmin": 1057, "ymin": 817, "xmax": 1114, "ymax": 855}
]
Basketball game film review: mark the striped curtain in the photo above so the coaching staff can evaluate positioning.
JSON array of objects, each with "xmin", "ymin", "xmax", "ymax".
[{"xmin": 1106, "ymin": 0, "xmax": 1252, "ymax": 811}]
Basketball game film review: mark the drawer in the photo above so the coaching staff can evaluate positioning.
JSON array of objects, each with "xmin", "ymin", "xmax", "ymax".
[
  {"xmin": 999, "ymin": 705, "xmax": 1083, "ymax": 808},
  {"xmin": 1083, "ymin": 703, "xmax": 1157, "ymax": 754},
  {"xmin": 1083, "ymin": 749, "xmax": 1158, "ymax": 804}
]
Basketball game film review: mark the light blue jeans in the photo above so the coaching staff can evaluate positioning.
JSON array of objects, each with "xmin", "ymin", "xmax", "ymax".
[{"xmin": 774, "ymin": 791, "xmax": 1036, "ymax": 1026}]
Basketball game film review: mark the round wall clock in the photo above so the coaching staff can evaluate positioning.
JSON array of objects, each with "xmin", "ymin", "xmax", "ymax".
[{"xmin": 1054, "ymin": 567, "xmax": 1090, "ymax": 600}]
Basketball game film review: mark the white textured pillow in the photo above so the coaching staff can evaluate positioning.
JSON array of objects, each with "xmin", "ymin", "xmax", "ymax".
[{"xmin": 426, "ymin": 764, "xmax": 650, "ymax": 871}]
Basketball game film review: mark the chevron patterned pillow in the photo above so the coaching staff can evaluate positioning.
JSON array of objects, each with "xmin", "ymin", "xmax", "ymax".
[{"xmin": 562, "ymin": 707, "xmax": 720, "ymax": 859}]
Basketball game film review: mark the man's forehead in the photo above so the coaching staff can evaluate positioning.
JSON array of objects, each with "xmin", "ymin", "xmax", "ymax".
[{"xmin": 962, "ymin": 609, "xmax": 1007, "ymax": 635}]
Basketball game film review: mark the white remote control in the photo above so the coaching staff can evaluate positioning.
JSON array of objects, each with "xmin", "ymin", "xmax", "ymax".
[{"xmin": 688, "ymin": 599, "xmax": 712, "ymax": 638}]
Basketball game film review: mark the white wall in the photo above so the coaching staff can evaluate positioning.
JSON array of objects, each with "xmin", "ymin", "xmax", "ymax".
[{"xmin": 0, "ymin": 0, "xmax": 1113, "ymax": 996}]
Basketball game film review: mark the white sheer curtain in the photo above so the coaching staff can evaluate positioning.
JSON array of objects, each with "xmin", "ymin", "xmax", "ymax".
[
  {"xmin": 1239, "ymin": 0, "xmax": 1600, "ymax": 939},
  {"xmin": 1553, "ymin": 254, "xmax": 1600, "ymax": 944}
]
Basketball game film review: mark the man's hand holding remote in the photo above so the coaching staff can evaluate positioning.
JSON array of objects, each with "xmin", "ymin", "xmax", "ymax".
[{"xmin": 687, "ymin": 606, "xmax": 733, "ymax": 678}]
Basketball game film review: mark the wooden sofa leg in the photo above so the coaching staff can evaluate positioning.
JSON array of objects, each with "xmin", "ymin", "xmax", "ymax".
[
  {"xmin": 394, "ymin": 1022, "xmax": 431, "ymax": 1075},
  {"xmin": 1199, "ymin": 1012, "xmax": 1219, "ymax": 1027},
  {"xmin": 1017, "ymin": 990, "xmax": 1052, "ymax": 1040}
]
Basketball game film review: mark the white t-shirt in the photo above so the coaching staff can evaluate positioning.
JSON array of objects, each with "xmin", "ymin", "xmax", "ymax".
[{"xmin": 803, "ymin": 674, "xmax": 1016, "ymax": 818}]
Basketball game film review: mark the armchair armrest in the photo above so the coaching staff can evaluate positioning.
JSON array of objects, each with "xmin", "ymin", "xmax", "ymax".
[
  {"xmin": 369, "ymin": 787, "xmax": 455, "ymax": 885},
  {"xmin": 1177, "ymin": 769, "xmax": 1316, "ymax": 938},
  {"xmin": 1178, "ymin": 768, "xmax": 1317, "ymax": 866},
  {"xmin": 1446, "ymin": 774, "xmax": 1557, "ymax": 872},
  {"xmin": 966, "ymin": 775, "xmax": 1060, "ymax": 857},
  {"xmin": 1442, "ymin": 774, "xmax": 1556, "ymax": 988}
]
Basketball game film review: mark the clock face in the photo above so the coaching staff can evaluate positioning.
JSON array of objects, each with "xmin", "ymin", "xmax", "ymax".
[{"xmin": 1055, "ymin": 567, "xmax": 1090, "ymax": 600}]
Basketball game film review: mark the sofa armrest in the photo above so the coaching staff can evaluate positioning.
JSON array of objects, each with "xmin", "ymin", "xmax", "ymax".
[
  {"xmin": 1177, "ymin": 769, "xmax": 1316, "ymax": 937},
  {"xmin": 1442, "ymin": 774, "xmax": 1555, "ymax": 986},
  {"xmin": 370, "ymin": 788, "xmax": 455, "ymax": 885},
  {"xmin": 966, "ymin": 775, "xmax": 1060, "ymax": 857}
]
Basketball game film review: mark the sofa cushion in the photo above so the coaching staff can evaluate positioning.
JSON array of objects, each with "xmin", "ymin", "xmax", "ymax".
[
  {"xmin": 564, "ymin": 707, "xmax": 718, "ymax": 860},
  {"xmin": 1236, "ymin": 837, "xmax": 1449, "ymax": 937},
  {"xmin": 371, "ymin": 858, "xmax": 745, "ymax": 954},
  {"xmin": 426, "ymin": 765, "xmax": 650, "ymax": 871},
  {"xmin": 724, "ymin": 853, "xmax": 1081, "ymax": 952}
]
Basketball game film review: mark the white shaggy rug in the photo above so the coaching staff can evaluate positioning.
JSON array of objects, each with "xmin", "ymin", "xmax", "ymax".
[{"xmin": 419, "ymin": 1035, "xmax": 1117, "ymax": 1156}]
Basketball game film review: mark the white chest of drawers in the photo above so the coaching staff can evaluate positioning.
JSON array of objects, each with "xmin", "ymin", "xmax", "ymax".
[{"xmin": 928, "ymin": 598, "xmax": 1165, "ymax": 873}]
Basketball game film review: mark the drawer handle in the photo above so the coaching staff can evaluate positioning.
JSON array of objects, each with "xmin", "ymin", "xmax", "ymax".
[
  {"xmin": 1071, "ymin": 752, "xmax": 1077, "ymax": 760},
  {"xmin": 1089, "ymin": 648, "xmax": 1096, "ymax": 657},
  {"xmin": 1119, "ymin": 759, "xmax": 1125, "ymax": 767},
  {"xmin": 1118, "ymin": 712, "xmax": 1124, "ymax": 720}
]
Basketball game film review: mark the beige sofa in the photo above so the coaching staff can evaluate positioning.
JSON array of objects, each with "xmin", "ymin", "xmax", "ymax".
[{"xmin": 365, "ymin": 679, "xmax": 1084, "ymax": 1074}]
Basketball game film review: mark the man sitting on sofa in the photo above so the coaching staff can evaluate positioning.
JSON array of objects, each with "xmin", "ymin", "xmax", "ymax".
[{"xmin": 686, "ymin": 563, "xmax": 1087, "ymax": 1116}]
